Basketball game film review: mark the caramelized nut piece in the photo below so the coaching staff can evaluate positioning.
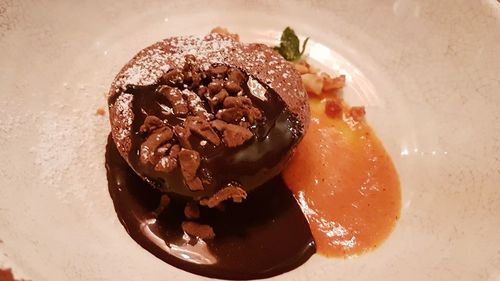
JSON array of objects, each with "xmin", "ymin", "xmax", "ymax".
[
  {"xmin": 173, "ymin": 125, "xmax": 192, "ymax": 149},
  {"xmin": 246, "ymin": 107, "xmax": 263, "ymax": 123},
  {"xmin": 211, "ymin": 120, "xmax": 253, "ymax": 147},
  {"xmin": 216, "ymin": 96, "xmax": 263, "ymax": 124},
  {"xmin": 156, "ymin": 143, "xmax": 172, "ymax": 157},
  {"xmin": 140, "ymin": 127, "xmax": 173, "ymax": 165},
  {"xmin": 197, "ymin": 86, "xmax": 208, "ymax": 97},
  {"xmin": 223, "ymin": 96, "xmax": 252, "ymax": 108},
  {"xmin": 227, "ymin": 68, "xmax": 245, "ymax": 84},
  {"xmin": 183, "ymin": 54, "xmax": 198, "ymax": 72},
  {"xmin": 154, "ymin": 144, "xmax": 180, "ymax": 173},
  {"xmin": 186, "ymin": 175, "xmax": 203, "ymax": 191},
  {"xmin": 199, "ymin": 183, "xmax": 248, "ymax": 208},
  {"xmin": 161, "ymin": 69, "xmax": 184, "ymax": 86},
  {"xmin": 139, "ymin": 115, "xmax": 164, "ymax": 134},
  {"xmin": 208, "ymin": 80, "xmax": 224, "ymax": 95},
  {"xmin": 216, "ymin": 108, "xmax": 244, "ymax": 123},
  {"xmin": 190, "ymin": 72, "xmax": 201, "ymax": 89},
  {"xmin": 210, "ymin": 119, "xmax": 228, "ymax": 132},
  {"xmin": 209, "ymin": 89, "xmax": 229, "ymax": 111},
  {"xmin": 155, "ymin": 156, "xmax": 175, "ymax": 173},
  {"xmin": 178, "ymin": 149, "xmax": 203, "ymax": 191},
  {"xmin": 209, "ymin": 65, "xmax": 228, "ymax": 78},
  {"xmin": 182, "ymin": 221, "xmax": 215, "ymax": 239},
  {"xmin": 158, "ymin": 86, "xmax": 189, "ymax": 115},
  {"xmin": 168, "ymin": 144, "xmax": 181, "ymax": 158},
  {"xmin": 183, "ymin": 89, "xmax": 211, "ymax": 118},
  {"xmin": 217, "ymin": 96, "xmax": 251, "ymax": 123},
  {"xmin": 185, "ymin": 116, "xmax": 221, "ymax": 145},
  {"xmin": 222, "ymin": 124, "xmax": 253, "ymax": 147},
  {"xmin": 224, "ymin": 80, "xmax": 242, "ymax": 95}
]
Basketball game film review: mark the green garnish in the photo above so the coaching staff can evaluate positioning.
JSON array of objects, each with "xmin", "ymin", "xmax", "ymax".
[{"xmin": 273, "ymin": 27, "xmax": 309, "ymax": 61}]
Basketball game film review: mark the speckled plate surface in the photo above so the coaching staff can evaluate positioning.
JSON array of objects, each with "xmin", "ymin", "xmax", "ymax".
[{"xmin": 0, "ymin": 0, "xmax": 499, "ymax": 280}]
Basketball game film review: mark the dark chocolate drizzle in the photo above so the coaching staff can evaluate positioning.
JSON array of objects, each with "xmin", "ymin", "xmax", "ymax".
[
  {"xmin": 105, "ymin": 135, "xmax": 316, "ymax": 279},
  {"xmin": 123, "ymin": 68, "xmax": 303, "ymax": 198}
]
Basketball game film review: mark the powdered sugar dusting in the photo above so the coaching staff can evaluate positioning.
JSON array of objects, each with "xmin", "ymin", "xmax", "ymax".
[
  {"xmin": 112, "ymin": 33, "xmax": 304, "ymax": 97},
  {"xmin": 116, "ymin": 48, "xmax": 171, "ymax": 90},
  {"xmin": 115, "ymin": 93, "xmax": 133, "ymax": 141},
  {"xmin": 109, "ymin": 32, "xmax": 309, "ymax": 150},
  {"xmin": 168, "ymin": 34, "xmax": 235, "ymax": 66}
]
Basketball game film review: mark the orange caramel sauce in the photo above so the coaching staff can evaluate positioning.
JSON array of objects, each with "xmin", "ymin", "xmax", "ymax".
[{"xmin": 283, "ymin": 97, "xmax": 401, "ymax": 257}]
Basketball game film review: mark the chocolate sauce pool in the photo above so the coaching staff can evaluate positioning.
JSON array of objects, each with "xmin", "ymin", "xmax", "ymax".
[{"xmin": 105, "ymin": 135, "xmax": 316, "ymax": 279}]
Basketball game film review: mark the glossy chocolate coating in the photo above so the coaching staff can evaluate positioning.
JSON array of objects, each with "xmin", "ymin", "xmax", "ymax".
[{"xmin": 122, "ymin": 71, "xmax": 302, "ymax": 198}]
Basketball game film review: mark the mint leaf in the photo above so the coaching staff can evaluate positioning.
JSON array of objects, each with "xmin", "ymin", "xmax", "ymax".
[{"xmin": 274, "ymin": 27, "xmax": 309, "ymax": 61}]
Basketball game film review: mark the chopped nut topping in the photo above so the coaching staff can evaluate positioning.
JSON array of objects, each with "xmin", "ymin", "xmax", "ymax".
[
  {"xmin": 211, "ymin": 120, "xmax": 253, "ymax": 147},
  {"xmin": 224, "ymin": 80, "xmax": 242, "ymax": 95},
  {"xmin": 199, "ymin": 183, "xmax": 248, "ymax": 208},
  {"xmin": 217, "ymin": 96, "xmax": 263, "ymax": 124},
  {"xmin": 209, "ymin": 88, "xmax": 229, "ymax": 111},
  {"xmin": 182, "ymin": 54, "xmax": 199, "ymax": 72},
  {"xmin": 197, "ymin": 86, "xmax": 208, "ymax": 98},
  {"xmin": 227, "ymin": 68, "xmax": 245, "ymax": 84},
  {"xmin": 140, "ymin": 115, "xmax": 164, "ymax": 134},
  {"xmin": 210, "ymin": 119, "xmax": 228, "ymax": 132},
  {"xmin": 182, "ymin": 221, "xmax": 215, "ymax": 239},
  {"xmin": 208, "ymin": 79, "xmax": 224, "ymax": 95},
  {"xmin": 222, "ymin": 124, "xmax": 253, "ymax": 147},
  {"xmin": 161, "ymin": 69, "xmax": 184, "ymax": 87},
  {"xmin": 133, "ymin": 57, "xmax": 274, "ymax": 194},
  {"xmin": 223, "ymin": 95, "xmax": 252, "ymax": 108},
  {"xmin": 189, "ymin": 72, "xmax": 201, "ymax": 89},
  {"xmin": 185, "ymin": 116, "xmax": 221, "ymax": 145},
  {"xmin": 209, "ymin": 65, "xmax": 229, "ymax": 78},
  {"xmin": 183, "ymin": 89, "xmax": 211, "ymax": 118},
  {"xmin": 178, "ymin": 149, "xmax": 203, "ymax": 191},
  {"xmin": 158, "ymin": 86, "xmax": 189, "ymax": 116},
  {"xmin": 140, "ymin": 127, "xmax": 173, "ymax": 165},
  {"xmin": 154, "ymin": 144, "xmax": 180, "ymax": 173},
  {"xmin": 173, "ymin": 125, "xmax": 192, "ymax": 149}
]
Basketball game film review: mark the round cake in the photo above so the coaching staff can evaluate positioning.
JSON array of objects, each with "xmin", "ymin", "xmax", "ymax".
[{"xmin": 108, "ymin": 31, "xmax": 309, "ymax": 201}]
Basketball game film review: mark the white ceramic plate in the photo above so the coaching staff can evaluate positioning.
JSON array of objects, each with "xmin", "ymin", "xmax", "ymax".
[{"xmin": 1, "ymin": 0, "xmax": 499, "ymax": 280}]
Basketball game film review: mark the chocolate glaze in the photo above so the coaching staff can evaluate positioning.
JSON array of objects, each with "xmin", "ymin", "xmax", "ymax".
[
  {"xmin": 105, "ymin": 135, "xmax": 316, "ymax": 279},
  {"xmin": 123, "ymin": 70, "xmax": 303, "ymax": 198}
]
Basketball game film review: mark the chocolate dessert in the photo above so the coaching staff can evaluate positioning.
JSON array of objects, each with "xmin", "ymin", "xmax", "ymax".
[
  {"xmin": 105, "ymin": 30, "xmax": 314, "ymax": 279},
  {"xmin": 103, "ymin": 26, "xmax": 403, "ymax": 280},
  {"xmin": 104, "ymin": 27, "xmax": 401, "ymax": 279},
  {"xmin": 108, "ymin": 32, "xmax": 309, "ymax": 200}
]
